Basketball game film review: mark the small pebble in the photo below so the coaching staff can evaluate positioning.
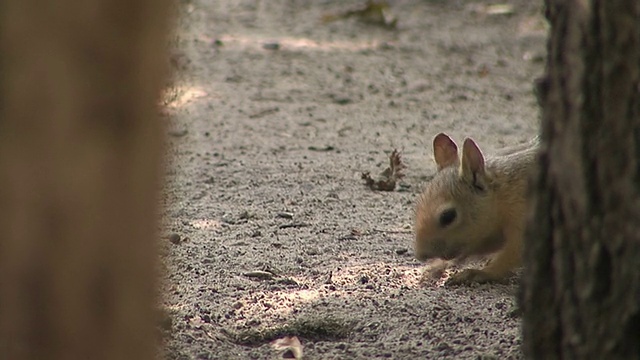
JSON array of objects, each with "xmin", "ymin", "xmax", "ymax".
[
  {"xmin": 168, "ymin": 129, "xmax": 188, "ymax": 137},
  {"xmin": 221, "ymin": 215, "xmax": 236, "ymax": 224},
  {"xmin": 308, "ymin": 145, "xmax": 335, "ymax": 152},
  {"xmin": 169, "ymin": 233, "xmax": 181, "ymax": 244},
  {"xmin": 263, "ymin": 42, "xmax": 280, "ymax": 50},
  {"xmin": 276, "ymin": 212, "xmax": 294, "ymax": 219},
  {"xmin": 395, "ymin": 248, "xmax": 408, "ymax": 255},
  {"xmin": 332, "ymin": 96, "xmax": 352, "ymax": 105}
]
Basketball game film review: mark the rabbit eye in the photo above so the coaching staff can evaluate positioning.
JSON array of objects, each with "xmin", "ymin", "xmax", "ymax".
[{"xmin": 439, "ymin": 208, "xmax": 457, "ymax": 227}]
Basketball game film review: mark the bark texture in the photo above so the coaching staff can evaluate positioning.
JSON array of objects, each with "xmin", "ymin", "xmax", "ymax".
[
  {"xmin": 522, "ymin": 0, "xmax": 640, "ymax": 358},
  {"xmin": 0, "ymin": 0, "xmax": 170, "ymax": 359}
]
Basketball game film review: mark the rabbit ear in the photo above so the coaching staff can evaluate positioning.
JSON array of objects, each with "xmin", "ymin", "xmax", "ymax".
[
  {"xmin": 432, "ymin": 133, "xmax": 459, "ymax": 171},
  {"xmin": 460, "ymin": 137, "xmax": 487, "ymax": 190}
]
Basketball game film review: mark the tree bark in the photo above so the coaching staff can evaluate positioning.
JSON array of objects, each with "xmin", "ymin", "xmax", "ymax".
[
  {"xmin": 0, "ymin": 0, "xmax": 170, "ymax": 359},
  {"xmin": 522, "ymin": 0, "xmax": 640, "ymax": 358}
]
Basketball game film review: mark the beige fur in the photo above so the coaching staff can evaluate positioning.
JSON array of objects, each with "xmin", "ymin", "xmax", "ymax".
[{"xmin": 414, "ymin": 133, "xmax": 537, "ymax": 284}]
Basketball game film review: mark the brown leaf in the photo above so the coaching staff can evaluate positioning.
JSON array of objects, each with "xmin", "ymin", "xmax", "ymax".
[{"xmin": 361, "ymin": 149, "xmax": 406, "ymax": 191}]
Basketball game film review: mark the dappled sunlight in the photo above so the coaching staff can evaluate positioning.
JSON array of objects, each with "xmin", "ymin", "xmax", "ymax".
[
  {"xmin": 236, "ymin": 285, "xmax": 322, "ymax": 318},
  {"xmin": 189, "ymin": 218, "xmax": 222, "ymax": 230},
  {"xmin": 328, "ymin": 262, "xmax": 425, "ymax": 289},
  {"xmin": 214, "ymin": 34, "xmax": 385, "ymax": 52},
  {"xmin": 227, "ymin": 262, "xmax": 426, "ymax": 326},
  {"xmin": 287, "ymin": 288, "xmax": 321, "ymax": 303},
  {"xmin": 224, "ymin": 260, "xmax": 470, "ymax": 328}
]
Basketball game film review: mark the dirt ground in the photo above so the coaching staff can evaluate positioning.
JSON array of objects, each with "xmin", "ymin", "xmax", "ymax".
[{"xmin": 160, "ymin": 0, "xmax": 546, "ymax": 359}]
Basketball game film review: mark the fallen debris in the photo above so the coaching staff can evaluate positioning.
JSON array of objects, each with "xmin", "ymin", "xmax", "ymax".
[
  {"xmin": 485, "ymin": 4, "xmax": 514, "ymax": 16},
  {"xmin": 168, "ymin": 233, "xmax": 182, "ymax": 244},
  {"xmin": 308, "ymin": 145, "xmax": 335, "ymax": 152},
  {"xmin": 249, "ymin": 107, "xmax": 280, "ymax": 119},
  {"xmin": 243, "ymin": 270, "xmax": 276, "ymax": 280},
  {"xmin": 279, "ymin": 222, "xmax": 310, "ymax": 229},
  {"xmin": 168, "ymin": 129, "xmax": 188, "ymax": 137},
  {"xmin": 469, "ymin": 3, "xmax": 515, "ymax": 17},
  {"xmin": 262, "ymin": 42, "xmax": 280, "ymax": 50},
  {"xmin": 321, "ymin": 1, "xmax": 397, "ymax": 29},
  {"xmin": 361, "ymin": 149, "xmax": 406, "ymax": 191},
  {"xmin": 271, "ymin": 336, "xmax": 303, "ymax": 359},
  {"xmin": 276, "ymin": 212, "xmax": 294, "ymax": 219}
]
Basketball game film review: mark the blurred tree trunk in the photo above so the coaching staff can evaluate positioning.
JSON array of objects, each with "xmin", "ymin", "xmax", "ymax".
[
  {"xmin": 522, "ymin": 0, "xmax": 640, "ymax": 358},
  {"xmin": 0, "ymin": 0, "xmax": 170, "ymax": 359}
]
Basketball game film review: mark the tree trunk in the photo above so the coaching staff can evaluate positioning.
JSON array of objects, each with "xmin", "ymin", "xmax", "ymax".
[
  {"xmin": 522, "ymin": 0, "xmax": 640, "ymax": 358},
  {"xmin": 0, "ymin": 0, "xmax": 170, "ymax": 359}
]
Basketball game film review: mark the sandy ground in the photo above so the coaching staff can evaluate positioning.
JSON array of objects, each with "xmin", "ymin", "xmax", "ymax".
[{"xmin": 160, "ymin": 0, "xmax": 546, "ymax": 359}]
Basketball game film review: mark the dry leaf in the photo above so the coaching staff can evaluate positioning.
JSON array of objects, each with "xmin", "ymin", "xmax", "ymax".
[
  {"xmin": 478, "ymin": 64, "xmax": 490, "ymax": 77},
  {"xmin": 361, "ymin": 149, "xmax": 406, "ymax": 191},
  {"xmin": 321, "ymin": 1, "xmax": 397, "ymax": 29},
  {"xmin": 485, "ymin": 4, "xmax": 514, "ymax": 16},
  {"xmin": 271, "ymin": 336, "xmax": 303, "ymax": 359}
]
